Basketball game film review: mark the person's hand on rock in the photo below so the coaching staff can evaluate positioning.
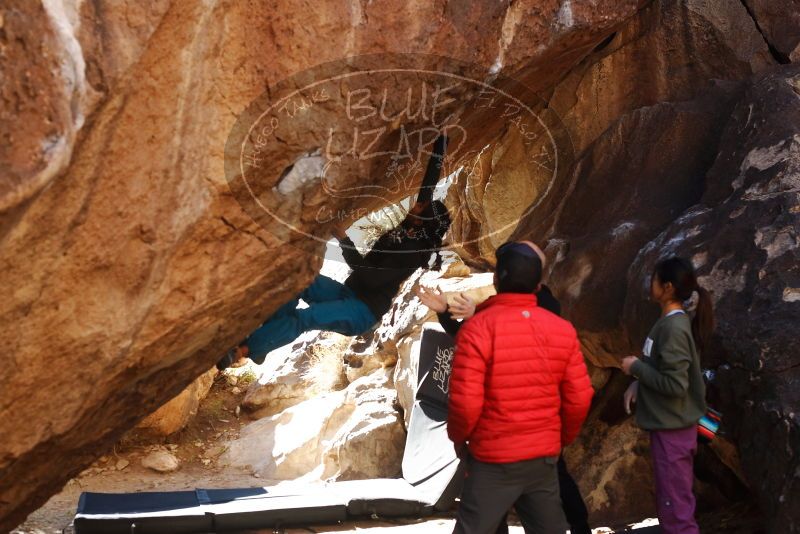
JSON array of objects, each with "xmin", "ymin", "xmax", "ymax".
[
  {"xmin": 417, "ymin": 285, "xmax": 448, "ymax": 313},
  {"xmin": 449, "ymin": 293, "xmax": 476, "ymax": 320}
]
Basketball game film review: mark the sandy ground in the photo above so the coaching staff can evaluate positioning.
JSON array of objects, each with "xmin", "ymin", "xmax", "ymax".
[
  {"xmin": 9, "ymin": 373, "xmax": 601, "ymax": 534},
  {"xmin": 13, "ymin": 372, "xmax": 259, "ymax": 533},
  {"xmin": 12, "ymin": 372, "xmax": 763, "ymax": 534}
]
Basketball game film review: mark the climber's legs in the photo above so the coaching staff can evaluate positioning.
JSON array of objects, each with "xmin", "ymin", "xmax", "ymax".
[
  {"xmin": 299, "ymin": 274, "xmax": 352, "ymax": 303},
  {"xmin": 241, "ymin": 278, "xmax": 376, "ymax": 364}
]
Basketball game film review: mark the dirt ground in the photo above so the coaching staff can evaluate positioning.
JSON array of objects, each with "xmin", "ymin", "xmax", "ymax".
[
  {"xmin": 11, "ymin": 372, "xmax": 500, "ymax": 534},
  {"xmin": 12, "ymin": 373, "xmax": 764, "ymax": 534}
]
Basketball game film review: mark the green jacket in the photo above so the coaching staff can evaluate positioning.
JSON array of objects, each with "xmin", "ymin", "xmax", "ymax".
[{"xmin": 630, "ymin": 312, "xmax": 706, "ymax": 430}]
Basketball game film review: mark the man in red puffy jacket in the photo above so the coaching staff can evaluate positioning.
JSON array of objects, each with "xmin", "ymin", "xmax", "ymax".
[{"xmin": 448, "ymin": 241, "xmax": 594, "ymax": 534}]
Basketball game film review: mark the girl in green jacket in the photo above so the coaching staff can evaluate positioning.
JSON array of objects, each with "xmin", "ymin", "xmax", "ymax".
[{"xmin": 621, "ymin": 256, "xmax": 714, "ymax": 534}]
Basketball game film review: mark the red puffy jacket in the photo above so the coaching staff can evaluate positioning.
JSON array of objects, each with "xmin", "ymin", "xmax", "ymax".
[{"xmin": 447, "ymin": 292, "xmax": 594, "ymax": 463}]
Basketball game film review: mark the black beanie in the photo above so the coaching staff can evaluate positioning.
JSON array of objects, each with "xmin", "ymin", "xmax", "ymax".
[{"xmin": 495, "ymin": 242, "xmax": 542, "ymax": 293}]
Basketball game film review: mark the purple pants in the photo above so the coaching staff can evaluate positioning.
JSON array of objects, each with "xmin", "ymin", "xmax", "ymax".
[{"xmin": 651, "ymin": 427, "xmax": 699, "ymax": 534}]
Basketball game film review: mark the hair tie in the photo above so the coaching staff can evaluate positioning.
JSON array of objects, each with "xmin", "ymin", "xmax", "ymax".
[{"xmin": 684, "ymin": 290, "xmax": 700, "ymax": 313}]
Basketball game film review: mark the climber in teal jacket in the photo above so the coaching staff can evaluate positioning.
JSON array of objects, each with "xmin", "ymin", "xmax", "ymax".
[{"xmin": 218, "ymin": 134, "xmax": 450, "ymax": 369}]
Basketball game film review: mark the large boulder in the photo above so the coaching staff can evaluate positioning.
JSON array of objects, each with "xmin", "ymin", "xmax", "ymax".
[
  {"xmin": 391, "ymin": 271, "xmax": 496, "ymax": 427},
  {"xmin": 529, "ymin": 62, "xmax": 800, "ymax": 530},
  {"xmin": 1, "ymin": 2, "xmax": 645, "ymax": 528},
  {"xmin": 220, "ymin": 368, "xmax": 404, "ymax": 481},
  {"xmin": 622, "ymin": 65, "xmax": 800, "ymax": 532},
  {"xmin": 440, "ymin": 2, "xmax": 790, "ymax": 523},
  {"xmin": 447, "ymin": 0, "xmax": 775, "ymax": 266},
  {"xmin": 343, "ymin": 252, "xmax": 495, "ymax": 425},
  {"xmin": 136, "ymin": 368, "xmax": 216, "ymax": 436},
  {"xmin": 742, "ymin": 0, "xmax": 800, "ymax": 62},
  {"xmin": 3, "ymin": 0, "xmax": 799, "ymax": 530},
  {"xmin": 241, "ymin": 331, "xmax": 350, "ymax": 418}
]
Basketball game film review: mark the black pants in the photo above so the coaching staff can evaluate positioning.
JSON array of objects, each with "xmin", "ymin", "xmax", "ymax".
[
  {"xmin": 455, "ymin": 455, "xmax": 591, "ymax": 534},
  {"xmin": 453, "ymin": 455, "xmax": 568, "ymax": 534}
]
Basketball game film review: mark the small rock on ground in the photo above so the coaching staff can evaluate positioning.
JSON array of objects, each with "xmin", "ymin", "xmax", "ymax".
[{"xmin": 141, "ymin": 451, "xmax": 180, "ymax": 473}]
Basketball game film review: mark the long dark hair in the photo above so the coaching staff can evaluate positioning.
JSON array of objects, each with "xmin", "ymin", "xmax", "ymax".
[{"xmin": 653, "ymin": 256, "xmax": 715, "ymax": 352}]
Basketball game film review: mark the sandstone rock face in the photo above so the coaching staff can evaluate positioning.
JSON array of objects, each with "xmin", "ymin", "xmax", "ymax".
[
  {"xmin": 241, "ymin": 331, "xmax": 350, "ymax": 418},
  {"xmin": 343, "ymin": 253, "xmax": 495, "ymax": 413},
  {"xmin": 1, "ymin": 0, "xmax": 798, "ymax": 531},
  {"xmin": 221, "ymin": 368, "xmax": 404, "ymax": 481},
  {"xmin": 390, "ymin": 270, "xmax": 495, "ymax": 427},
  {"xmin": 137, "ymin": 368, "xmax": 216, "ymax": 436},
  {"xmin": 448, "ymin": 0, "xmax": 775, "ymax": 266},
  {"xmin": 564, "ymin": 412, "xmax": 654, "ymax": 524},
  {"xmin": 446, "ymin": 128, "xmax": 559, "ymax": 267},
  {"xmin": 1, "ymin": 2, "xmax": 643, "ymax": 528}
]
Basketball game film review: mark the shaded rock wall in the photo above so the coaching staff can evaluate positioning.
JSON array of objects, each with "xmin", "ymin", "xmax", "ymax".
[
  {"xmin": 623, "ymin": 66, "xmax": 800, "ymax": 531},
  {"xmin": 742, "ymin": 0, "xmax": 800, "ymax": 63},
  {"xmin": 442, "ymin": 0, "xmax": 799, "ymax": 527}
]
